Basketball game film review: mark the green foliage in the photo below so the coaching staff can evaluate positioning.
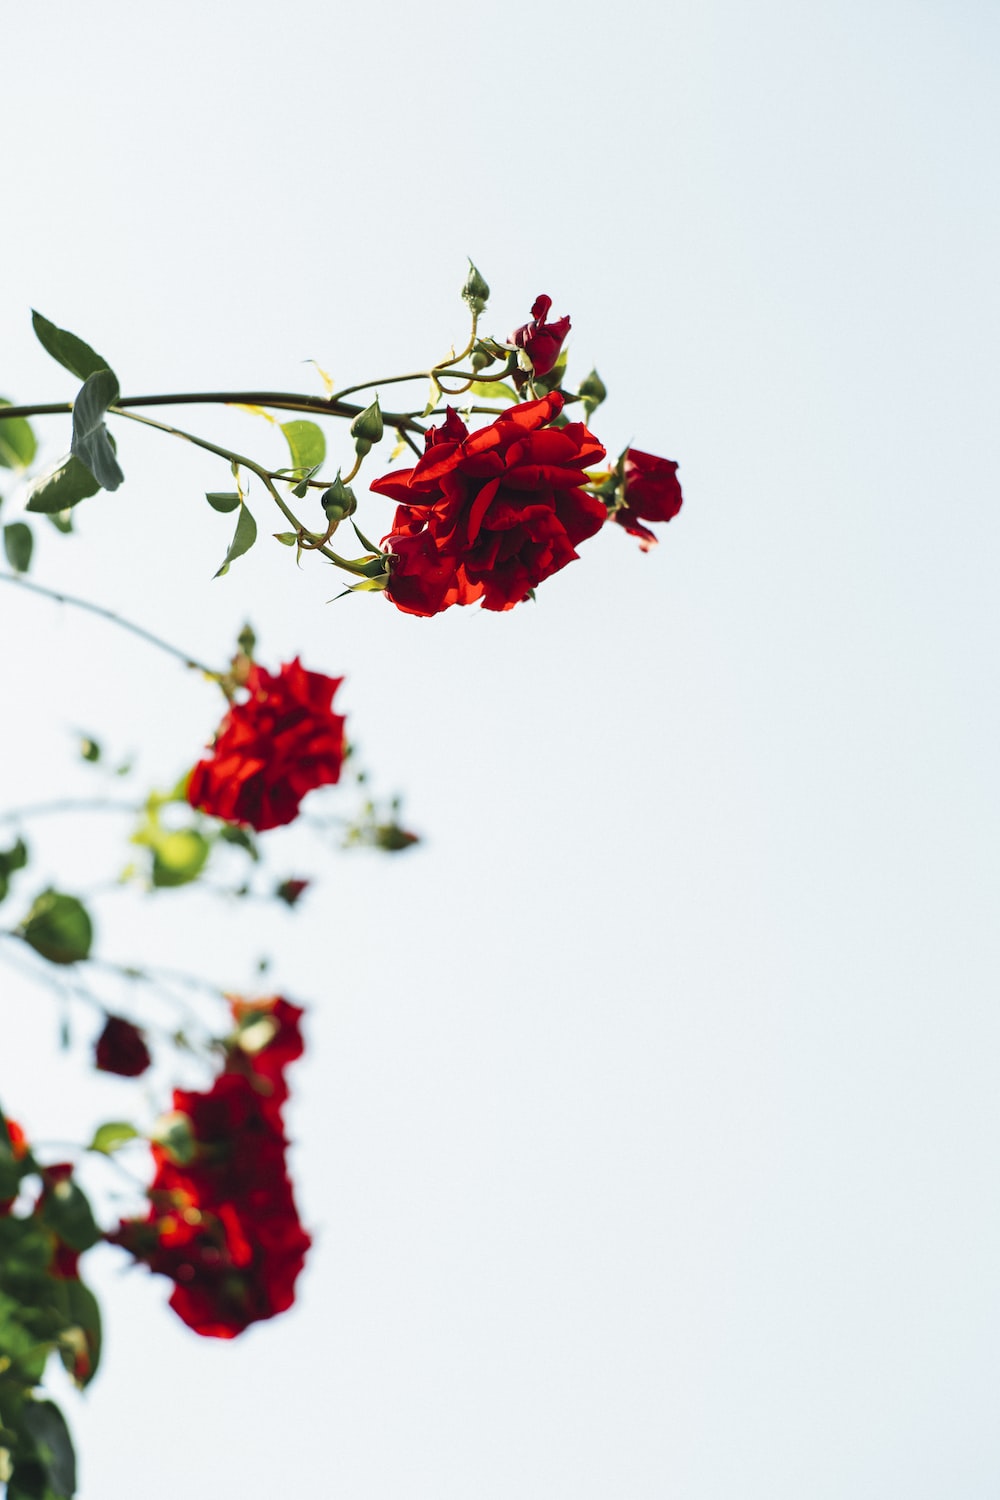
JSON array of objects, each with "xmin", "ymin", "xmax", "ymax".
[
  {"xmin": 0, "ymin": 402, "xmax": 37, "ymax": 471},
  {"xmin": 38, "ymin": 1181, "xmax": 99, "ymax": 1255},
  {"xmin": 25, "ymin": 455, "xmax": 102, "ymax": 515},
  {"xmin": 215, "ymin": 503, "xmax": 257, "ymax": 577},
  {"xmin": 132, "ymin": 802, "xmax": 211, "ymax": 889},
  {"xmin": 70, "ymin": 371, "xmax": 123, "ymax": 492},
  {"xmin": 20, "ymin": 891, "xmax": 93, "ymax": 966},
  {"xmin": 87, "ymin": 1122, "xmax": 138, "ymax": 1156},
  {"xmin": 204, "ymin": 491, "xmax": 241, "ymax": 513},
  {"xmin": 9, "ymin": 1398, "xmax": 77, "ymax": 1498},
  {"xmin": 3, "ymin": 523, "xmax": 33, "ymax": 574},
  {"xmin": 30, "ymin": 312, "xmax": 112, "ymax": 384},
  {"xmin": 281, "ymin": 420, "xmax": 325, "ymax": 474},
  {"xmin": 0, "ymin": 838, "xmax": 28, "ymax": 905}
]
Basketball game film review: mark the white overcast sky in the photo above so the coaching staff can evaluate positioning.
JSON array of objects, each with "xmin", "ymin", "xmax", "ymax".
[{"xmin": 2, "ymin": 2, "xmax": 999, "ymax": 1496}]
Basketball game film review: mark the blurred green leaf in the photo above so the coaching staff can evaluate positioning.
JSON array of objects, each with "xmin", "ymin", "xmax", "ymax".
[
  {"xmin": 25, "ymin": 454, "xmax": 103, "ymax": 514},
  {"xmin": 150, "ymin": 829, "xmax": 210, "ymax": 888},
  {"xmin": 70, "ymin": 370, "xmax": 123, "ymax": 492},
  {"xmin": 21, "ymin": 890, "xmax": 93, "ymax": 966},
  {"xmin": 281, "ymin": 420, "xmax": 325, "ymax": 473},
  {"xmin": 88, "ymin": 1122, "xmax": 138, "ymax": 1156},
  {"xmin": 205, "ymin": 491, "xmax": 241, "ymax": 513},
  {"xmin": 39, "ymin": 1178, "xmax": 99, "ymax": 1254},
  {"xmin": 44, "ymin": 508, "xmax": 74, "ymax": 535},
  {"xmin": 16, "ymin": 1397, "xmax": 77, "ymax": 1497},
  {"xmin": 215, "ymin": 504, "xmax": 257, "ymax": 577},
  {"xmin": 3, "ymin": 523, "xmax": 33, "ymax": 574},
  {"xmin": 31, "ymin": 311, "xmax": 112, "ymax": 383},
  {"xmin": 56, "ymin": 1278, "xmax": 101, "ymax": 1388},
  {"xmin": 0, "ymin": 402, "xmax": 37, "ymax": 471},
  {"xmin": 0, "ymin": 838, "xmax": 28, "ymax": 905}
]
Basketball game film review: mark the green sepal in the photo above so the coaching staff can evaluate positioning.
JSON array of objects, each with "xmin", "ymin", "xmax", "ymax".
[{"xmin": 461, "ymin": 259, "xmax": 490, "ymax": 316}]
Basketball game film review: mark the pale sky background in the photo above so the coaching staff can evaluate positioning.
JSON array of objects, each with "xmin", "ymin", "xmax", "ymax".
[{"xmin": 2, "ymin": 1, "xmax": 999, "ymax": 1496}]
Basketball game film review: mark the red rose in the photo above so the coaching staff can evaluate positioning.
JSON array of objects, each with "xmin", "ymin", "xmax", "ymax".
[
  {"xmin": 369, "ymin": 392, "xmax": 607, "ymax": 617},
  {"xmin": 95, "ymin": 1015, "xmax": 151, "ymax": 1077},
  {"xmin": 187, "ymin": 657, "xmax": 346, "ymax": 832},
  {"xmin": 509, "ymin": 294, "xmax": 571, "ymax": 379},
  {"xmin": 613, "ymin": 448, "xmax": 683, "ymax": 551},
  {"xmin": 227, "ymin": 995, "xmax": 304, "ymax": 1125},
  {"xmin": 109, "ymin": 999, "xmax": 310, "ymax": 1338},
  {"xmin": 110, "ymin": 1071, "xmax": 310, "ymax": 1338}
]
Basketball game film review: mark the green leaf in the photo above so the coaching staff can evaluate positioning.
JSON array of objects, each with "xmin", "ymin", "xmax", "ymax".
[
  {"xmin": 150, "ymin": 829, "xmax": 210, "ymax": 888},
  {"xmin": 204, "ymin": 491, "xmax": 241, "ymax": 513},
  {"xmin": 17, "ymin": 1398, "xmax": 77, "ymax": 1498},
  {"xmin": 273, "ymin": 530, "xmax": 298, "ymax": 546},
  {"xmin": 87, "ymin": 1121, "xmax": 138, "ymax": 1156},
  {"xmin": 25, "ymin": 454, "xmax": 102, "ymax": 514},
  {"xmin": 3, "ymin": 523, "xmax": 33, "ymax": 574},
  {"xmin": 44, "ymin": 509, "xmax": 74, "ymax": 535},
  {"xmin": 31, "ymin": 310, "xmax": 112, "ymax": 383},
  {"xmin": 214, "ymin": 504, "xmax": 257, "ymax": 577},
  {"xmin": 281, "ymin": 420, "xmax": 325, "ymax": 473},
  {"xmin": 56, "ymin": 1278, "xmax": 101, "ymax": 1388},
  {"xmin": 0, "ymin": 402, "xmax": 37, "ymax": 471},
  {"xmin": 21, "ymin": 890, "xmax": 93, "ymax": 966},
  {"xmin": 70, "ymin": 370, "xmax": 123, "ymax": 492},
  {"xmin": 0, "ymin": 837, "xmax": 29, "ymax": 905},
  {"xmin": 468, "ymin": 381, "xmax": 518, "ymax": 402},
  {"xmin": 39, "ymin": 1177, "xmax": 99, "ymax": 1254}
]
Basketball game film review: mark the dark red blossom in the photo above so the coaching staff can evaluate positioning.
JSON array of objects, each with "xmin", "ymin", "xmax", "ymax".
[
  {"xmin": 613, "ymin": 448, "xmax": 684, "ymax": 551},
  {"xmin": 370, "ymin": 392, "xmax": 607, "ymax": 617},
  {"xmin": 109, "ymin": 998, "xmax": 310, "ymax": 1338},
  {"xmin": 509, "ymin": 294, "xmax": 571, "ymax": 379},
  {"xmin": 187, "ymin": 658, "xmax": 346, "ymax": 832},
  {"xmin": 95, "ymin": 1015, "xmax": 151, "ymax": 1078}
]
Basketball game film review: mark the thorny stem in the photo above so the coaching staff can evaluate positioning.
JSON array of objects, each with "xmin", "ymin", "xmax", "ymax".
[{"xmin": 0, "ymin": 571, "xmax": 220, "ymax": 677}]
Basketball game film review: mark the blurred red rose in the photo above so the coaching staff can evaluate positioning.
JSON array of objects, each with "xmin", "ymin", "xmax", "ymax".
[
  {"xmin": 509, "ymin": 294, "xmax": 571, "ymax": 380},
  {"xmin": 109, "ymin": 999, "xmax": 310, "ymax": 1338},
  {"xmin": 613, "ymin": 448, "xmax": 683, "ymax": 551},
  {"xmin": 370, "ymin": 392, "xmax": 607, "ymax": 617},
  {"xmin": 187, "ymin": 658, "xmax": 346, "ymax": 832},
  {"xmin": 227, "ymin": 995, "xmax": 304, "ymax": 1125},
  {"xmin": 95, "ymin": 1015, "xmax": 151, "ymax": 1078}
]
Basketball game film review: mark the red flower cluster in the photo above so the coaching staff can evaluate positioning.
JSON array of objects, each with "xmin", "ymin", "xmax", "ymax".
[
  {"xmin": 187, "ymin": 658, "xmax": 346, "ymax": 832},
  {"xmin": 94, "ymin": 1015, "xmax": 151, "ymax": 1078},
  {"xmin": 509, "ymin": 294, "xmax": 571, "ymax": 380},
  {"xmin": 370, "ymin": 392, "xmax": 607, "ymax": 617},
  {"xmin": 109, "ymin": 996, "xmax": 310, "ymax": 1338},
  {"xmin": 613, "ymin": 448, "xmax": 684, "ymax": 551}
]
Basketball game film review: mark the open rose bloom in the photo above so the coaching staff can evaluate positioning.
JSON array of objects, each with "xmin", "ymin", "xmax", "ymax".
[
  {"xmin": 187, "ymin": 658, "xmax": 345, "ymax": 831},
  {"xmin": 370, "ymin": 391, "xmax": 607, "ymax": 617}
]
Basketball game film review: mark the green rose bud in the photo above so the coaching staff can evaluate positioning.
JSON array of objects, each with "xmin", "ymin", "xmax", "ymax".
[{"xmin": 461, "ymin": 260, "xmax": 490, "ymax": 317}]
